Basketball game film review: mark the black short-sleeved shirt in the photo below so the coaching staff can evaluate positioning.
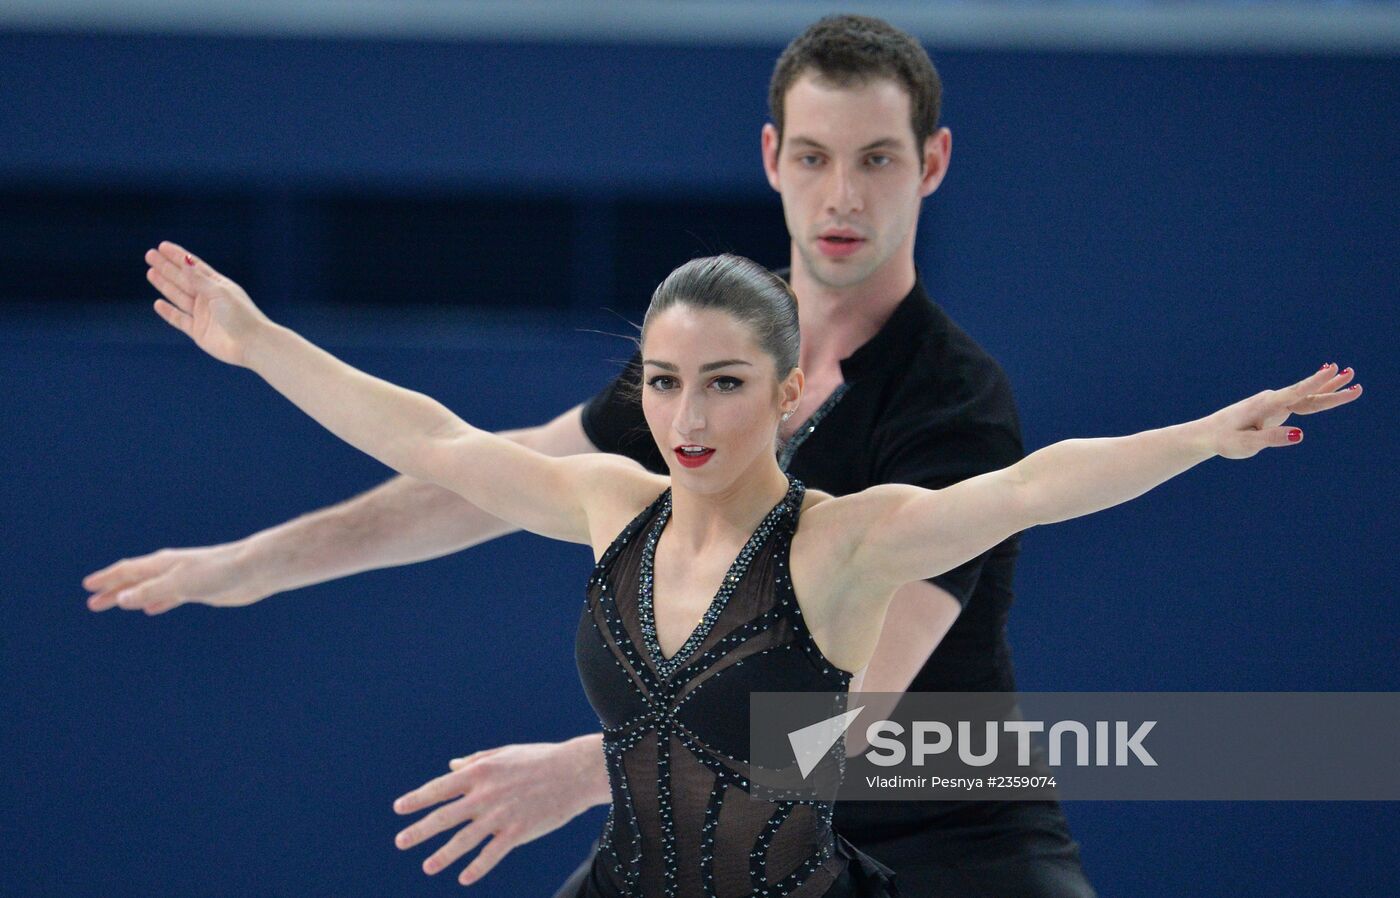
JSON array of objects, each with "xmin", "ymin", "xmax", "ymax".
[{"xmin": 581, "ymin": 276, "xmax": 1027, "ymax": 835}]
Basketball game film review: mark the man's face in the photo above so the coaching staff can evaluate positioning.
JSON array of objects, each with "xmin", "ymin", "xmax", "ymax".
[{"xmin": 762, "ymin": 74, "xmax": 948, "ymax": 290}]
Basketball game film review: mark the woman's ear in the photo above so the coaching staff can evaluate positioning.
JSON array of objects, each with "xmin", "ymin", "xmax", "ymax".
[{"xmin": 781, "ymin": 366, "xmax": 805, "ymax": 416}]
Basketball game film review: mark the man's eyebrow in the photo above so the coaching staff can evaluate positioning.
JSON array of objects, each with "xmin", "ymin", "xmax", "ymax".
[
  {"xmin": 642, "ymin": 359, "xmax": 753, "ymax": 373},
  {"xmin": 858, "ymin": 137, "xmax": 903, "ymax": 152},
  {"xmin": 786, "ymin": 136, "xmax": 905, "ymax": 153}
]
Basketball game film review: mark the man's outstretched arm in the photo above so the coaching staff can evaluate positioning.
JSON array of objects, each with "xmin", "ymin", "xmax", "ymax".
[{"xmin": 84, "ymin": 405, "xmax": 597, "ymax": 614}]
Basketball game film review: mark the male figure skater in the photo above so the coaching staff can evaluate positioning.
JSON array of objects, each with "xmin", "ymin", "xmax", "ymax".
[{"xmin": 86, "ymin": 16, "xmax": 1095, "ymax": 897}]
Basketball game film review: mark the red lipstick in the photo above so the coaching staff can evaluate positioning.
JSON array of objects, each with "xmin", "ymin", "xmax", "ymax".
[{"xmin": 674, "ymin": 445, "xmax": 716, "ymax": 468}]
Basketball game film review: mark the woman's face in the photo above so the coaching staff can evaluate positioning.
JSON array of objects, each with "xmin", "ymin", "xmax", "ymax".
[{"xmin": 640, "ymin": 305, "xmax": 800, "ymax": 492}]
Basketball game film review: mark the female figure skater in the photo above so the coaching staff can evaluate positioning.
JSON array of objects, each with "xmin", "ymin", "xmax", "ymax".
[{"xmin": 142, "ymin": 241, "xmax": 1358, "ymax": 897}]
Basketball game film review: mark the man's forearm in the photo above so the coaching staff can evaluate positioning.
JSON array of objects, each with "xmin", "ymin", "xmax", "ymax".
[
  {"xmin": 228, "ymin": 406, "xmax": 595, "ymax": 600},
  {"xmin": 234, "ymin": 472, "xmax": 520, "ymax": 599}
]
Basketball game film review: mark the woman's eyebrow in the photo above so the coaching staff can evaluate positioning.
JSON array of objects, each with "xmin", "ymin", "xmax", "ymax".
[
  {"xmin": 641, "ymin": 359, "xmax": 753, "ymax": 373},
  {"xmin": 700, "ymin": 359, "xmax": 753, "ymax": 373}
]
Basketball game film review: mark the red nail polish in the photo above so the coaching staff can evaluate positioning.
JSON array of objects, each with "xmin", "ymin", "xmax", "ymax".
[
  {"xmin": 1349, "ymin": 384, "xmax": 1360, "ymax": 390},
  {"xmin": 1287, "ymin": 429, "xmax": 1302, "ymax": 442},
  {"xmin": 184, "ymin": 254, "xmax": 195, "ymax": 266}
]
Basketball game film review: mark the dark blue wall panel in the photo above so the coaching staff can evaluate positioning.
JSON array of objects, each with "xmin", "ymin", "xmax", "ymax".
[{"xmin": 2, "ymin": 28, "xmax": 1396, "ymax": 898}]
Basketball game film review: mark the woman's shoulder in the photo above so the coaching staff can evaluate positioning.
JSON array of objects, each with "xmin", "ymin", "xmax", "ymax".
[
  {"xmin": 576, "ymin": 454, "xmax": 669, "ymax": 555},
  {"xmin": 797, "ymin": 483, "xmax": 922, "ymax": 532}
]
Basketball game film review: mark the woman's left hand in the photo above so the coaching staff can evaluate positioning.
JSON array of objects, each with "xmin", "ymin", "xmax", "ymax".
[
  {"xmin": 1207, "ymin": 363, "xmax": 1362, "ymax": 459},
  {"xmin": 146, "ymin": 241, "xmax": 269, "ymax": 367}
]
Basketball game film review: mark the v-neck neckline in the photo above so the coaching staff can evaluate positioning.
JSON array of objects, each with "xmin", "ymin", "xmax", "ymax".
[{"xmin": 636, "ymin": 477, "xmax": 802, "ymax": 678}]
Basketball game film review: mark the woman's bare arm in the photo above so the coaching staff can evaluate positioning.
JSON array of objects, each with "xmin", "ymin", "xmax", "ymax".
[
  {"xmin": 818, "ymin": 364, "xmax": 1362, "ymax": 598},
  {"xmin": 145, "ymin": 241, "xmax": 661, "ymax": 547}
]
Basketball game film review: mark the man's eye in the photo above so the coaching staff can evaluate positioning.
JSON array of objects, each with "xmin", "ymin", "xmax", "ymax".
[
  {"xmin": 647, "ymin": 376, "xmax": 677, "ymax": 391},
  {"xmin": 712, "ymin": 377, "xmax": 743, "ymax": 392},
  {"xmin": 867, "ymin": 155, "xmax": 891, "ymax": 167},
  {"xmin": 798, "ymin": 154, "xmax": 822, "ymax": 167}
]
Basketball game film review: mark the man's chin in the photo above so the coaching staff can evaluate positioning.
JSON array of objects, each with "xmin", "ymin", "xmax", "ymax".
[{"xmin": 805, "ymin": 256, "xmax": 880, "ymax": 291}]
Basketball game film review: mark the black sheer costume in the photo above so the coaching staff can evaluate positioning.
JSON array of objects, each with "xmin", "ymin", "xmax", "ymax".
[
  {"xmin": 574, "ymin": 477, "xmax": 900, "ymax": 898},
  {"xmin": 560, "ymin": 276, "xmax": 1096, "ymax": 898}
]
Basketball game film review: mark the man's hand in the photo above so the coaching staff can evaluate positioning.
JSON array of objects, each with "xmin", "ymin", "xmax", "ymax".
[
  {"xmin": 392, "ymin": 735, "xmax": 608, "ymax": 887},
  {"xmin": 84, "ymin": 543, "xmax": 265, "ymax": 615}
]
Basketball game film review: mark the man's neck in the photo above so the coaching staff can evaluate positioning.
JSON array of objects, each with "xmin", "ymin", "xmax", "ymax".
[{"xmin": 787, "ymin": 249, "xmax": 915, "ymax": 370}]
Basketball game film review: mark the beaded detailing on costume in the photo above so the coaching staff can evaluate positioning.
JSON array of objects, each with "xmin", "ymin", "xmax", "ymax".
[
  {"xmin": 778, "ymin": 383, "xmax": 850, "ymax": 472},
  {"xmin": 577, "ymin": 475, "xmax": 856, "ymax": 898},
  {"xmin": 635, "ymin": 479, "xmax": 804, "ymax": 680}
]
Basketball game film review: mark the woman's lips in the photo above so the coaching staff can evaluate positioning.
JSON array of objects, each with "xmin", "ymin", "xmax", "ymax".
[
  {"xmin": 673, "ymin": 446, "xmax": 716, "ymax": 468},
  {"xmin": 817, "ymin": 235, "xmax": 866, "ymax": 259}
]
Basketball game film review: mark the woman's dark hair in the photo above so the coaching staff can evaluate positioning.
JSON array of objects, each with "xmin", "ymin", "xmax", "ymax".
[{"xmin": 642, "ymin": 254, "xmax": 800, "ymax": 378}]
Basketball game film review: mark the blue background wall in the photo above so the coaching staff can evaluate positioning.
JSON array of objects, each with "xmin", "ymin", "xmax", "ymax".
[{"xmin": 2, "ymin": 26, "xmax": 1396, "ymax": 897}]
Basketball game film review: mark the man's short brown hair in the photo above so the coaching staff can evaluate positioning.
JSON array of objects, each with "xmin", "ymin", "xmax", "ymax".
[{"xmin": 768, "ymin": 15, "xmax": 942, "ymax": 153}]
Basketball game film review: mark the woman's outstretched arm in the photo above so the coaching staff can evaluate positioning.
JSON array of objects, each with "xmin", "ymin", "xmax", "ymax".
[
  {"xmin": 145, "ymin": 241, "xmax": 659, "ymax": 546},
  {"xmin": 822, "ymin": 364, "xmax": 1363, "ymax": 594}
]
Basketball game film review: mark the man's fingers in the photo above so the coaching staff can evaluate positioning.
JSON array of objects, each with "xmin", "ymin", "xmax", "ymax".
[
  {"xmin": 448, "ymin": 748, "xmax": 497, "ymax": 770},
  {"xmin": 460, "ymin": 832, "xmax": 515, "ymax": 886},
  {"xmin": 88, "ymin": 590, "xmax": 123, "ymax": 611},
  {"xmin": 423, "ymin": 819, "xmax": 492, "ymax": 876},
  {"xmin": 113, "ymin": 584, "xmax": 153, "ymax": 610},
  {"xmin": 85, "ymin": 555, "xmax": 171, "ymax": 609},
  {"xmin": 395, "ymin": 769, "xmax": 473, "ymax": 817},
  {"xmin": 396, "ymin": 795, "xmax": 474, "ymax": 850},
  {"xmin": 84, "ymin": 555, "xmax": 162, "ymax": 592},
  {"xmin": 110, "ymin": 573, "xmax": 178, "ymax": 611}
]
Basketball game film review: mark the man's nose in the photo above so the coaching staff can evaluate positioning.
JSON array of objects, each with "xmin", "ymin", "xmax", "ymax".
[{"xmin": 825, "ymin": 164, "xmax": 862, "ymax": 216}]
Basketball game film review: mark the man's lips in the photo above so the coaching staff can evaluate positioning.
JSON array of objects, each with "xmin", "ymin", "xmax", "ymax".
[
  {"xmin": 817, "ymin": 231, "xmax": 866, "ymax": 259},
  {"xmin": 673, "ymin": 445, "xmax": 716, "ymax": 468}
]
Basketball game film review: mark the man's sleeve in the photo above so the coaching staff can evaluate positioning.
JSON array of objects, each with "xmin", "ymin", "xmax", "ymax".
[
  {"xmin": 872, "ymin": 366, "xmax": 1025, "ymax": 608},
  {"xmin": 580, "ymin": 353, "xmax": 668, "ymax": 474}
]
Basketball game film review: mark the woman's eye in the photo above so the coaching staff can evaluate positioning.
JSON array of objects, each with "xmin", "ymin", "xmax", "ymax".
[
  {"xmin": 712, "ymin": 377, "xmax": 743, "ymax": 392},
  {"xmin": 646, "ymin": 375, "xmax": 677, "ymax": 391}
]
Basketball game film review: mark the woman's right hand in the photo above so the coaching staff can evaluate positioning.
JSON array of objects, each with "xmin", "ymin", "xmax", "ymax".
[
  {"xmin": 146, "ymin": 241, "xmax": 269, "ymax": 368},
  {"xmin": 83, "ymin": 543, "xmax": 270, "ymax": 615}
]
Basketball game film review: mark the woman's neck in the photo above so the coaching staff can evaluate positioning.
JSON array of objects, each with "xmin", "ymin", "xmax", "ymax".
[{"xmin": 666, "ymin": 459, "xmax": 792, "ymax": 552}]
